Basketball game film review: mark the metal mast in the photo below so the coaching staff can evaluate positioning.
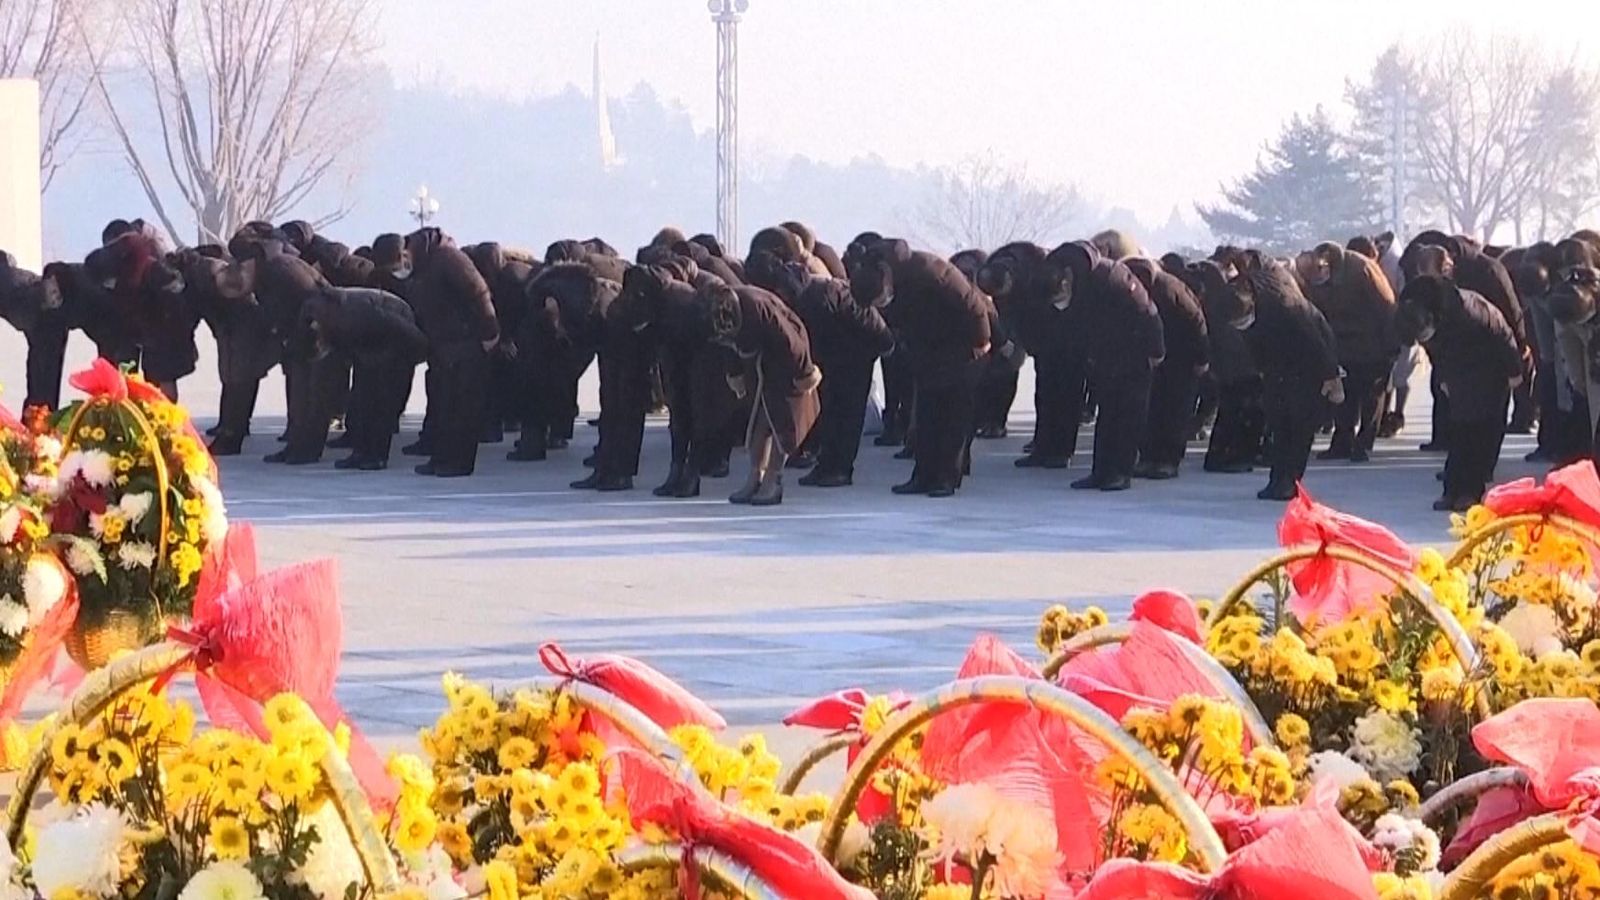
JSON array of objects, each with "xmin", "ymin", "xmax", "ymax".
[{"xmin": 711, "ymin": 0, "xmax": 747, "ymax": 252}]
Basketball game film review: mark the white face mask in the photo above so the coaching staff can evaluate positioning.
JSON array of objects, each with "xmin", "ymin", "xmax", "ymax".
[
  {"xmin": 1231, "ymin": 312, "xmax": 1256, "ymax": 331},
  {"xmin": 392, "ymin": 265, "xmax": 413, "ymax": 280},
  {"xmin": 1415, "ymin": 324, "xmax": 1437, "ymax": 343}
]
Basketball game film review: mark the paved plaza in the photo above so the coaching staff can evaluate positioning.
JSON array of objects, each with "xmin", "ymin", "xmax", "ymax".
[{"xmin": 0, "ymin": 332, "xmax": 1534, "ymax": 770}]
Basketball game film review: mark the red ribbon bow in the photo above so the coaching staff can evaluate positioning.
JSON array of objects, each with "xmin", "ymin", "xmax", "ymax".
[
  {"xmin": 538, "ymin": 641, "xmax": 726, "ymax": 732},
  {"xmin": 1456, "ymin": 698, "xmax": 1600, "ymax": 860},
  {"xmin": 1278, "ymin": 486, "xmax": 1417, "ymax": 626}
]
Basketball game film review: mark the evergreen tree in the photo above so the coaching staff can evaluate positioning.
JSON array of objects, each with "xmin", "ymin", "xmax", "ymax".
[
  {"xmin": 1345, "ymin": 45, "xmax": 1433, "ymax": 238},
  {"xmin": 1197, "ymin": 107, "xmax": 1383, "ymax": 255}
]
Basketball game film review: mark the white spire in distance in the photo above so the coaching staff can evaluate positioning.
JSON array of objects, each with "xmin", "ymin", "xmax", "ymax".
[{"xmin": 594, "ymin": 33, "xmax": 621, "ymax": 170}]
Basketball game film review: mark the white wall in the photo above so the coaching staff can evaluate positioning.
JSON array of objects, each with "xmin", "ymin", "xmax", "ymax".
[{"xmin": 0, "ymin": 79, "xmax": 43, "ymax": 273}]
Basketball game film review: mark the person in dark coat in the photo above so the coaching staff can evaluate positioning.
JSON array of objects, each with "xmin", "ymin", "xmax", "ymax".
[
  {"xmin": 298, "ymin": 286, "xmax": 429, "ymax": 469},
  {"xmin": 1186, "ymin": 261, "xmax": 1265, "ymax": 474},
  {"xmin": 671, "ymin": 239, "xmax": 744, "ymax": 287},
  {"xmin": 1208, "ymin": 254, "xmax": 1342, "ymax": 500},
  {"xmin": 219, "ymin": 234, "xmax": 330, "ymax": 462},
  {"xmin": 169, "ymin": 249, "xmax": 275, "ymax": 456},
  {"xmin": 1125, "ymin": 256, "xmax": 1208, "ymax": 479},
  {"xmin": 845, "ymin": 233, "xmax": 910, "ymax": 449},
  {"xmin": 467, "ymin": 242, "xmax": 540, "ymax": 445},
  {"xmin": 1512, "ymin": 242, "xmax": 1589, "ymax": 465},
  {"xmin": 1043, "ymin": 242, "xmax": 1166, "ymax": 491},
  {"xmin": 576, "ymin": 272, "xmax": 654, "ymax": 492},
  {"xmin": 705, "ymin": 282, "xmax": 822, "ymax": 506},
  {"xmin": 39, "ymin": 259, "xmax": 141, "ymax": 381},
  {"xmin": 404, "ymin": 227, "xmax": 499, "ymax": 477},
  {"xmin": 510, "ymin": 262, "xmax": 612, "ymax": 464},
  {"xmin": 0, "ymin": 253, "xmax": 64, "ymax": 412},
  {"xmin": 1397, "ymin": 275, "xmax": 1523, "ymax": 510},
  {"xmin": 1403, "ymin": 231, "xmax": 1528, "ymax": 450},
  {"xmin": 746, "ymin": 251, "xmax": 894, "ymax": 487},
  {"xmin": 1298, "ymin": 242, "xmax": 1399, "ymax": 463},
  {"xmin": 849, "ymin": 239, "xmax": 991, "ymax": 497},
  {"xmin": 780, "ymin": 221, "xmax": 848, "ymax": 279},
  {"xmin": 954, "ymin": 249, "xmax": 1021, "ymax": 440},
  {"xmin": 85, "ymin": 226, "xmax": 196, "ymax": 400},
  {"xmin": 977, "ymin": 242, "xmax": 1083, "ymax": 468}
]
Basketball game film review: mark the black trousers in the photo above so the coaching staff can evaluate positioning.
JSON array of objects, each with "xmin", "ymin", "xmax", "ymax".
[
  {"xmin": 216, "ymin": 379, "xmax": 261, "ymax": 442},
  {"xmin": 417, "ymin": 365, "xmax": 442, "ymax": 449},
  {"xmin": 814, "ymin": 352, "xmax": 877, "ymax": 477},
  {"xmin": 327, "ymin": 357, "xmax": 352, "ymax": 423},
  {"xmin": 1205, "ymin": 377, "xmax": 1265, "ymax": 470},
  {"xmin": 976, "ymin": 360, "xmax": 1020, "ymax": 432},
  {"xmin": 1033, "ymin": 351, "xmax": 1087, "ymax": 459},
  {"xmin": 285, "ymin": 353, "xmax": 354, "ymax": 459},
  {"xmin": 911, "ymin": 359, "xmax": 984, "ymax": 489},
  {"xmin": 347, "ymin": 357, "xmax": 414, "ymax": 462},
  {"xmin": 1141, "ymin": 361, "xmax": 1200, "ymax": 469},
  {"xmin": 427, "ymin": 348, "xmax": 492, "ymax": 473},
  {"xmin": 1445, "ymin": 414, "xmax": 1508, "ymax": 502},
  {"xmin": 25, "ymin": 324, "xmax": 69, "ymax": 410},
  {"xmin": 1331, "ymin": 359, "xmax": 1393, "ymax": 454},
  {"xmin": 515, "ymin": 345, "xmax": 589, "ymax": 453},
  {"xmin": 1264, "ymin": 378, "xmax": 1325, "ymax": 490},
  {"xmin": 1429, "ymin": 369, "xmax": 1452, "ymax": 449},
  {"xmin": 880, "ymin": 352, "xmax": 914, "ymax": 439},
  {"xmin": 661, "ymin": 346, "xmax": 737, "ymax": 479},
  {"xmin": 1091, "ymin": 365, "xmax": 1154, "ymax": 482},
  {"xmin": 1510, "ymin": 354, "xmax": 1536, "ymax": 430},
  {"xmin": 595, "ymin": 332, "xmax": 653, "ymax": 479}
]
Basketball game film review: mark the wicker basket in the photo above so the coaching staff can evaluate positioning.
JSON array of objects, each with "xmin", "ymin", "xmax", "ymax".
[{"xmin": 63, "ymin": 609, "xmax": 165, "ymax": 670}]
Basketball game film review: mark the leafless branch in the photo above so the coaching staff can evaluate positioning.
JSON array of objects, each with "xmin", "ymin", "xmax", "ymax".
[{"xmin": 909, "ymin": 152, "xmax": 1083, "ymax": 254}]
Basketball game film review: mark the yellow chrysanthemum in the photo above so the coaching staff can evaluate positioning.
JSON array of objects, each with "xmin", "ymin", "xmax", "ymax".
[
  {"xmin": 209, "ymin": 816, "xmax": 250, "ymax": 860},
  {"xmin": 264, "ymin": 751, "xmax": 317, "ymax": 802}
]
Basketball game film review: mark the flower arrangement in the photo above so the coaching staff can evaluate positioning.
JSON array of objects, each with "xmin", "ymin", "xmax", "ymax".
[{"xmin": 38, "ymin": 361, "xmax": 225, "ymax": 659}]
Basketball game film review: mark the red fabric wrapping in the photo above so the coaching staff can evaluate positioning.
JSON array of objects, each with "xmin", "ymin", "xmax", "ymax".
[
  {"xmin": 1129, "ymin": 590, "xmax": 1202, "ymax": 643},
  {"xmin": 1279, "ymin": 487, "xmax": 1418, "ymax": 626},
  {"xmin": 538, "ymin": 642, "xmax": 726, "ymax": 731},
  {"xmin": 783, "ymin": 688, "xmax": 910, "ymax": 825},
  {"xmin": 0, "ymin": 562, "xmax": 79, "ymax": 747},
  {"xmin": 1473, "ymin": 698, "xmax": 1600, "ymax": 809},
  {"xmin": 1055, "ymin": 622, "xmax": 1223, "ymax": 720},
  {"xmin": 174, "ymin": 558, "xmax": 397, "ymax": 808},
  {"xmin": 920, "ymin": 635, "xmax": 1106, "ymax": 875},
  {"xmin": 0, "ymin": 402, "xmax": 23, "ymax": 436},
  {"xmin": 194, "ymin": 523, "xmax": 259, "ymax": 613},
  {"xmin": 1076, "ymin": 808, "xmax": 1380, "ymax": 900},
  {"xmin": 1484, "ymin": 460, "xmax": 1600, "ymax": 526},
  {"xmin": 68, "ymin": 359, "xmax": 129, "ymax": 402},
  {"xmin": 1440, "ymin": 784, "xmax": 1543, "ymax": 867},
  {"xmin": 610, "ymin": 747, "xmax": 874, "ymax": 900}
]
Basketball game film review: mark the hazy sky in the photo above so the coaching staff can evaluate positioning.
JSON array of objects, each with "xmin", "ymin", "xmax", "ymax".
[{"xmin": 380, "ymin": 0, "xmax": 1600, "ymax": 225}]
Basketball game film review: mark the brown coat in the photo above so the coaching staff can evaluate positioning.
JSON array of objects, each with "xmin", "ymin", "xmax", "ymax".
[
  {"xmin": 1304, "ymin": 247, "xmax": 1398, "ymax": 366},
  {"xmin": 733, "ymin": 285, "xmax": 821, "ymax": 453},
  {"xmin": 888, "ymin": 251, "xmax": 993, "ymax": 386},
  {"xmin": 406, "ymin": 228, "xmax": 498, "ymax": 362}
]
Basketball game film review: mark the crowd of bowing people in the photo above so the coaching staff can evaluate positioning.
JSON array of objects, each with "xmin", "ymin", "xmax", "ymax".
[{"xmin": 3, "ymin": 218, "xmax": 1600, "ymax": 510}]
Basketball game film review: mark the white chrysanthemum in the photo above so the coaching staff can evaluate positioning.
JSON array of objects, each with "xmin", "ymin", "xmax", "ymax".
[
  {"xmin": 23, "ymin": 473, "xmax": 61, "ymax": 501},
  {"xmin": 178, "ymin": 861, "xmax": 267, "ymax": 900},
  {"xmin": 117, "ymin": 492, "xmax": 154, "ymax": 524},
  {"xmin": 1500, "ymin": 602, "xmax": 1565, "ymax": 658},
  {"xmin": 33, "ymin": 435, "xmax": 62, "ymax": 460},
  {"xmin": 0, "ymin": 599, "xmax": 28, "ymax": 638},
  {"xmin": 295, "ymin": 806, "xmax": 363, "ymax": 900},
  {"xmin": 191, "ymin": 475, "xmax": 228, "ymax": 545},
  {"xmin": 65, "ymin": 542, "xmax": 103, "ymax": 577},
  {"xmin": 1307, "ymin": 751, "xmax": 1372, "ymax": 795},
  {"xmin": 0, "ymin": 838, "xmax": 26, "ymax": 900},
  {"xmin": 923, "ymin": 782, "xmax": 1061, "ymax": 898},
  {"xmin": 31, "ymin": 803, "xmax": 126, "ymax": 898},
  {"xmin": 923, "ymin": 782, "xmax": 1002, "ymax": 860},
  {"xmin": 1350, "ymin": 711, "xmax": 1424, "ymax": 782},
  {"xmin": 61, "ymin": 450, "xmax": 114, "ymax": 488},
  {"xmin": 0, "ymin": 507, "xmax": 20, "ymax": 544},
  {"xmin": 22, "ymin": 556, "xmax": 67, "ymax": 619},
  {"xmin": 117, "ymin": 542, "xmax": 157, "ymax": 571},
  {"xmin": 1372, "ymin": 813, "xmax": 1441, "ymax": 872},
  {"xmin": 1556, "ymin": 574, "xmax": 1597, "ymax": 634}
]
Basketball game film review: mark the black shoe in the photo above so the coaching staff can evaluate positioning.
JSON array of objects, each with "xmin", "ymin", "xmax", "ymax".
[
  {"xmin": 1099, "ymin": 476, "xmax": 1133, "ymax": 492},
  {"xmin": 327, "ymin": 433, "xmax": 355, "ymax": 450},
  {"xmin": 1132, "ymin": 461, "xmax": 1159, "ymax": 479},
  {"xmin": 1146, "ymin": 464, "xmax": 1180, "ymax": 481},
  {"xmin": 209, "ymin": 438, "xmax": 243, "ymax": 457},
  {"xmin": 433, "ymin": 466, "xmax": 474, "ymax": 478},
  {"xmin": 786, "ymin": 453, "xmax": 818, "ymax": 470},
  {"xmin": 595, "ymin": 476, "xmax": 632, "ymax": 492},
  {"xmin": 571, "ymin": 474, "xmax": 602, "ymax": 490},
  {"xmin": 1316, "ymin": 446, "xmax": 1352, "ymax": 461},
  {"xmin": 1016, "ymin": 455, "xmax": 1070, "ymax": 470},
  {"xmin": 1257, "ymin": 483, "xmax": 1296, "ymax": 501},
  {"xmin": 892, "ymin": 479, "xmax": 931, "ymax": 495},
  {"xmin": 874, "ymin": 431, "xmax": 905, "ymax": 447},
  {"xmin": 587, "ymin": 417, "xmax": 601, "ymax": 427},
  {"xmin": 414, "ymin": 462, "xmax": 438, "ymax": 476},
  {"xmin": 334, "ymin": 454, "xmax": 367, "ymax": 470},
  {"xmin": 702, "ymin": 460, "xmax": 731, "ymax": 479},
  {"xmin": 1526, "ymin": 447, "xmax": 1557, "ymax": 463},
  {"xmin": 547, "ymin": 437, "xmax": 569, "ymax": 450},
  {"xmin": 1419, "ymin": 441, "xmax": 1447, "ymax": 453},
  {"xmin": 926, "ymin": 484, "xmax": 957, "ymax": 498},
  {"xmin": 1070, "ymin": 475, "xmax": 1104, "ymax": 490},
  {"xmin": 1349, "ymin": 448, "xmax": 1370, "ymax": 463},
  {"xmin": 1023, "ymin": 439, "xmax": 1036, "ymax": 454},
  {"xmin": 750, "ymin": 485, "xmax": 784, "ymax": 506},
  {"xmin": 356, "ymin": 458, "xmax": 388, "ymax": 471},
  {"xmin": 506, "ymin": 446, "xmax": 547, "ymax": 462},
  {"xmin": 402, "ymin": 441, "xmax": 432, "ymax": 457},
  {"xmin": 802, "ymin": 471, "xmax": 852, "ymax": 488},
  {"xmin": 480, "ymin": 429, "xmax": 504, "ymax": 444},
  {"xmin": 206, "ymin": 423, "xmax": 222, "ymax": 436},
  {"xmin": 264, "ymin": 450, "xmax": 290, "ymax": 464},
  {"xmin": 582, "ymin": 454, "xmax": 597, "ymax": 468},
  {"xmin": 1432, "ymin": 496, "xmax": 1457, "ymax": 512},
  {"xmin": 894, "ymin": 446, "xmax": 915, "ymax": 460},
  {"xmin": 663, "ymin": 476, "xmax": 701, "ymax": 498},
  {"xmin": 654, "ymin": 469, "xmax": 687, "ymax": 497}
]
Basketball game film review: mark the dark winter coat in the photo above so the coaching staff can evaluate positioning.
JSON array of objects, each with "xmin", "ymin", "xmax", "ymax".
[
  {"xmin": 861, "ymin": 246, "xmax": 991, "ymax": 386},
  {"xmin": 175, "ymin": 251, "xmax": 277, "ymax": 383},
  {"xmin": 790, "ymin": 276, "xmax": 895, "ymax": 374},
  {"xmin": 1407, "ymin": 281, "xmax": 1522, "ymax": 423},
  {"xmin": 301, "ymin": 287, "xmax": 429, "ymax": 367},
  {"xmin": 980, "ymin": 241, "xmax": 1077, "ymax": 360},
  {"xmin": 1125, "ymin": 257, "xmax": 1208, "ymax": 370},
  {"xmin": 1240, "ymin": 263, "xmax": 1340, "ymax": 389},
  {"xmin": 1303, "ymin": 246, "xmax": 1398, "ymax": 366},
  {"xmin": 1046, "ymin": 241, "xmax": 1165, "ymax": 376},
  {"xmin": 1185, "ymin": 261, "xmax": 1259, "ymax": 385},
  {"xmin": 726, "ymin": 284, "xmax": 821, "ymax": 452},
  {"xmin": 406, "ymin": 228, "xmax": 498, "ymax": 363}
]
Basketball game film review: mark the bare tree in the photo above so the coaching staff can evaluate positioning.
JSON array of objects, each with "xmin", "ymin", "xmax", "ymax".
[
  {"xmin": 83, "ymin": 0, "xmax": 376, "ymax": 245},
  {"xmin": 1, "ymin": 0, "xmax": 99, "ymax": 191},
  {"xmin": 910, "ymin": 152, "xmax": 1083, "ymax": 254}
]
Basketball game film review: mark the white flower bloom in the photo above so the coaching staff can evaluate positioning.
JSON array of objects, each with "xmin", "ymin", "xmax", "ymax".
[
  {"xmin": 33, "ymin": 435, "xmax": 62, "ymax": 460},
  {"xmin": 179, "ymin": 861, "xmax": 267, "ymax": 900},
  {"xmin": 117, "ymin": 492, "xmax": 154, "ymax": 524},
  {"xmin": 117, "ymin": 542, "xmax": 157, "ymax": 571},
  {"xmin": 65, "ymin": 542, "xmax": 103, "ymax": 577},
  {"xmin": 32, "ymin": 803, "xmax": 126, "ymax": 898},
  {"xmin": 1372, "ymin": 813, "xmax": 1441, "ymax": 872},
  {"xmin": 923, "ymin": 782, "xmax": 1061, "ymax": 898},
  {"xmin": 1557, "ymin": 574, "xmax": 1596, "ymax": 634},
  {"xmin": 22, "ymin": 556, "xmax": 67, "ymax": 620},
  {"xmin": 76, "ymin": 450, "xmax": 115, "ymax": 487},
  {"xmin": 0, "ymin": 838, "xmax": 26, "ymax": 900},
  {"xmin": 295, "ymin": 806, "xmax": 363, "ymax": 900},
  {"xmin": 1349, "ymin": 711, "xmax": 1424, "ymax": 783},
  {"xmin": 0, "ymin": 507, "xmax": 20, "ymax": 544},
  {"xmin": 23, "ymin": 473, "xmax": 61, "ymax": 501},
  {"xmin": 1307, "ymin": 751, "xmax": 1372, "ymax": 795},
  {"xmin": 1500, "ymin": 602, "xmax": 1565, "ymax": 658},
  {"xmin": 0, "ymin": 599, "xmax": 28, "ymax": 638},
  {"xmin": 191, "ymin": 475, "xmax": 229, "ymax": 544}
]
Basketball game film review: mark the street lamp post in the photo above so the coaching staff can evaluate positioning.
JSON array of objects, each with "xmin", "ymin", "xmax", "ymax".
[
  {"xmin": 710, "ymin": 0, "xmax": 746, "ymax": 253},
  {"xmin": 409, "ymin": 185, "xmax": 440, "ymax": 228}
]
